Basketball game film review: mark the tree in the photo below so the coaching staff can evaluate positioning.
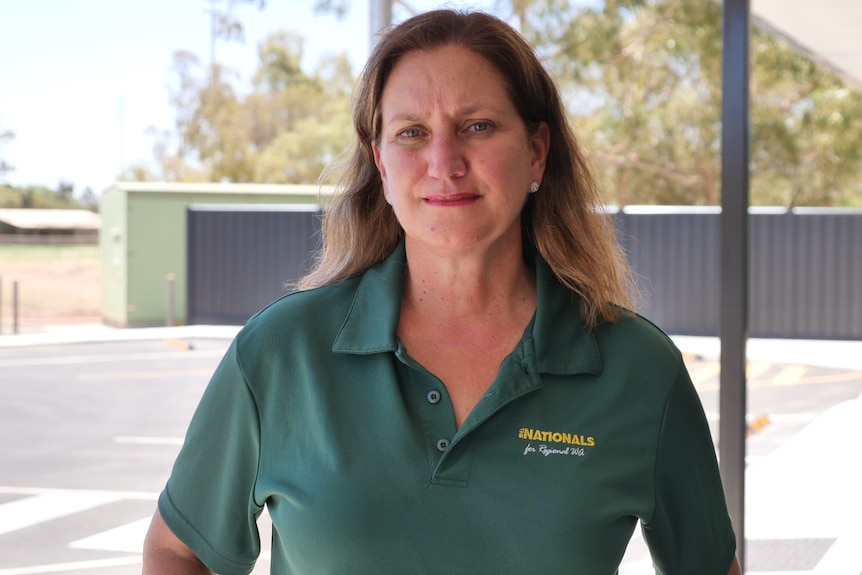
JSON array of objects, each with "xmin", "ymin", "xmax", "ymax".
[
  {"xmin": 207, "ymin": 0, "xmax": 267, "ymax": 68},
  {"xmin": 0, "ymin": 122, "xmax": 14, "ymax": 179},
  {"xmin": 142, "ymin": 31, "xmax": 355, "ymax": 184},
  {"xmin": 516, "ymin": 0, "xmax": 862, "ymax": 206},
  {"xmin": 0, "ymin": 183, "xmax": 87, "ymax": 209},
  {"xmin": 140, "ymin": 0, "xmax": 861, "ymax": 206},
  {"xmin": 249, "ymin": 34, "xmax": 354, "ymax": 183}
]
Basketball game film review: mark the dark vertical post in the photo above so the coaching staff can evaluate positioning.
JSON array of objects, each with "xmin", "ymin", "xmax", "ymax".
[
  {"xmin": 13, "ymin": 280, "xmax": 19, "ymax": 335},
  {"xmin": 720, "ymin": 0, "xmax": 750, "ymax": 569},
  {"xmin": 166, "ymin": 273, "xmax": 176, "ymax": 327}
]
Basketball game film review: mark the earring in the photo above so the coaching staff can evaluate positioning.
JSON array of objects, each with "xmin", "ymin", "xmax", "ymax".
[{"xmin": 529, "ymin": 181, "xmax": 540, "ymax": 193}]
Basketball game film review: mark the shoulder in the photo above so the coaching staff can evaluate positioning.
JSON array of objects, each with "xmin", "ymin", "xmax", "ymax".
[
  {"xmin": 593, "ymin": 310, "xmax": 687, "ymax": 389},
  {"xmin": 234, "ymin": 275, "xmax": 363, "ymax": 359},
  {"xmin": 599, "ymin": 309, "xmax": 681, "ymax": 357}
]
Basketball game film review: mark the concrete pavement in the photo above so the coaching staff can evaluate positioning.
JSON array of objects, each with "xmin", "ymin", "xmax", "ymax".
[{"xmin": 2, "ymin": 324, "xmax": 861, "ymax": 573}]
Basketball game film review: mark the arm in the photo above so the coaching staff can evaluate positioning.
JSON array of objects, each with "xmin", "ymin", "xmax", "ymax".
[
  {"xmin": 727, "ymin": 556, "xmax": 742, "ymax": 575},
  {"xmin": 143, "ymin": 509, "xmax": 212, "ymax": 575}
]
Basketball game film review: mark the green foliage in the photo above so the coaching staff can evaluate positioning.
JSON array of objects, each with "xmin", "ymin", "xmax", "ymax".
[
  {"xmin": 141, "ymin": 30, "xmax": 355, "ymax": 185},
  {"xmin": 520, "ymin": 0, "xmax": 862, "ymax": 206},
  {"xmin": 208, "ymin": 0, "xmax": 267, "ymax": 47},
  {"xmin": 0, "ymin": 182, "xmax": 93, "ymax": 209},
  {"xmin": 140, "ymin": 0, "xmax": 861, "ymax": 206}
]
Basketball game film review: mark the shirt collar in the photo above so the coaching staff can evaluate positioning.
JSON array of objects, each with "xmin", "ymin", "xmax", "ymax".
[
  {"xmin": 332, "ymin": 242, "xmax": 602, "ymax": 376},
  {"xmin": 332, "ymin": 243, "xmax": 406, "ymax": 355}
]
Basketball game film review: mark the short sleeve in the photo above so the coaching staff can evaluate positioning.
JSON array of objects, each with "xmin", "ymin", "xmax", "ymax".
[
  {"xmin": 642, "ymin": 366, "xmax": 737, "ymax": 574},
  {"xmin": 158, "ymin": 340, "xmax": 264, "ymax": 575}
]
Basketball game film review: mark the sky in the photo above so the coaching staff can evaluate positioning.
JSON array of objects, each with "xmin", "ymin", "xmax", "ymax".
[{"xmin": 0, "ymin": 0, "xmax": 499, "ymax": 197}]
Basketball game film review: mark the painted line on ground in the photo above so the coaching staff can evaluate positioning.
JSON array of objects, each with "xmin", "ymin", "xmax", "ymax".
[
  {"xmin": 70, "ymin": 518, "xmax": 152, "ymax": 553},
  {"xmin": 0, "ymin": 349, "xmax": 224, "ymax": 369},
  {"xmin": 0, "ymin": 556, "xmax": 142, "ymax": 575},
  {"xmin": 0, "ymin": 486, "xmax": 159, "ymax": 500},
  {"xmin": 76, "ymin": 369, "xmax": 214, "ymax": 381},
  {"xmin": 113, "ymin": 436, "xmax": 184, "ymax": 446},
  {"xmin": 0, "ymin": 491, "xmax": 122, "ymax": 536}
]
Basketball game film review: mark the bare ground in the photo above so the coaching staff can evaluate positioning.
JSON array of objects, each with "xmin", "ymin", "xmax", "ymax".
[{"xmin": 0, "ymin": 245, "xmax": 101, "ymax": 332}]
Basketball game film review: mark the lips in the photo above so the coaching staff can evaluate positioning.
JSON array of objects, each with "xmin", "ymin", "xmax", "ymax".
[{"xmin": 423, "ymin": 193, "xmax": 480, "ymax": 206}]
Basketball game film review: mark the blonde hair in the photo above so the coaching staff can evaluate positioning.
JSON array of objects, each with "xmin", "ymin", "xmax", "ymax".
[{"xmin": 299, "ymin": 9, "xmax": 635, "ymax": 329}]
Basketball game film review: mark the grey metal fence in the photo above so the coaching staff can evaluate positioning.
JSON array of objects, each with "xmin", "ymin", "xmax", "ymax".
[
  {"xmin": 186, "ymin": 205, "xmax": 862, "ymax": 339},
  {"xmin": 616, "ymin": 207, "xmax": 862, "ymax": 340},
  {"xmin": 187, "ymin": 205, "xmax": 322, "ymax": 325}
]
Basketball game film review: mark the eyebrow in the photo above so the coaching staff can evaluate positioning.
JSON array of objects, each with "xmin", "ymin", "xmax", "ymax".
[{"xmin": 382, "ymin": 104, "xmax": 507, "ymax": 125}]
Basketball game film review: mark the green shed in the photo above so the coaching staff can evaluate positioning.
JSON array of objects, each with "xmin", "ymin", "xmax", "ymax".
[{"xmin": 99, "ymin": 182, "xmax": 329, "ymax": 327}]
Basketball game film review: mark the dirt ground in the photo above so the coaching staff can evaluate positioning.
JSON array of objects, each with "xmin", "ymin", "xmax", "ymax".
[{"xmin": 0, "ymin": 244, "xmax": 101, "ymax": 332}]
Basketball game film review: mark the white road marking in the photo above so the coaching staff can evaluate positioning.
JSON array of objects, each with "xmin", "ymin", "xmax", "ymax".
[
  {"xmin": 113, "ymin": 436, "xmax": 184, "ymax": 446},
  {"xmin": 0, "ymin": 556, "xmax": 142, "ymax": 575},
  {"xmin": 70, "ymin": 518, "xmax": 151, "ymax": 553},
  {"xmin": 77, "ymin": 369, "xmax": 215, "ymax": 381},
  {"xmin": 767, "ymin": 412, "xmax": 817, "ymax": 423},
  {"xmin": 0, "ymin": 349, "xmax": 224, "ymax": 369},
  {"xmin": 0, "ymin": 486, "xmax": 158, "ymax": 500},
  {"xmin": 704, "ymin": 412, "xmax": 816, "ymax": 424},
  {"xmin": 0, "ymin": 491, "xmax": 121, "ymax": 536}
]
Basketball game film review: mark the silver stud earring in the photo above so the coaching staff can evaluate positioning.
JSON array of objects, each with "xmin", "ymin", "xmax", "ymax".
[{"xmin": 529, "ymin": 181, "xmax": 540, "ymax": 193}]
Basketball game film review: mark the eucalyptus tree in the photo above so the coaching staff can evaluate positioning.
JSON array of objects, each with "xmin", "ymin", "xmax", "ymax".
[{"xmin": 515, "ymin": 0, "xmax": 862, "ymax": 206}]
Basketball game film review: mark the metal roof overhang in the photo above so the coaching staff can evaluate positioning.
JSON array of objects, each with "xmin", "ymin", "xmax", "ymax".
[
  {"xmin": 753, "ymin": 0, "xmax": 862, "ymax": 89},
  {"xmin": 0, "ymin": 208, "xmax": 102, "ymax": 231}
]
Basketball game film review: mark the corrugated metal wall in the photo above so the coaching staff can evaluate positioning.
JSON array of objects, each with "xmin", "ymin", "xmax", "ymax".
[
  {"xmin": 617, "ymin": 207, "xmax": 862, "ymax": 340},
  {"xmin": 186, "ymin": 205, "xmax": 862, "ymax": 339},
  {"xmin": 187, "ymin": 205, "xmax": 321, "ymax": 325}
]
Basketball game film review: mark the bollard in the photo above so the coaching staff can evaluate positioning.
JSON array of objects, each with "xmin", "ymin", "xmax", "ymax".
[
  {"xmin": 13, "ymin": 280, "xmax": 19, "ymax": 335},
  {"xmin": 166, "ymin": 273, "xmax": 176, "ymax": 327}
]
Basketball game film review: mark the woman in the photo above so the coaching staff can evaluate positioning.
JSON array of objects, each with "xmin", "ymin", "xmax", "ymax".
[{"xmin": 144, "ymin": 9, "xmax": 740, "ymax": 574}]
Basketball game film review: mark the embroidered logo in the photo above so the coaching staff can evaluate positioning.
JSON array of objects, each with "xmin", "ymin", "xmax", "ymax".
[{"xmin": 518, "ymin": 427, "xmax": 595, "ymax": 457}]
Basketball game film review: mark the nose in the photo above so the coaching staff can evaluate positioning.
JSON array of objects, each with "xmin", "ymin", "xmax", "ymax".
[{"xmin": 426, "ymin": 133, "xmax": 467, "ymax": 180}]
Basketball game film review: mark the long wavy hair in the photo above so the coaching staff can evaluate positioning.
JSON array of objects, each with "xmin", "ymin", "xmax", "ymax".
[{"xmin": 298, "ymin": 9, "xmax": 636, "ymax": 329}]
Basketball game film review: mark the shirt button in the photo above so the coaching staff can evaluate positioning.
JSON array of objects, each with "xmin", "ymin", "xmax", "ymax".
[
  {"xmin": 426, "ymin": 390, "xmax": 441, "ymax": 404},
  {"xmin": 436, "ymin": 439, "xmax": 450, "ymax": 452}
]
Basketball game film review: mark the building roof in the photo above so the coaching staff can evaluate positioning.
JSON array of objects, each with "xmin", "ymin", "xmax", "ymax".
[
  {"xmin": 753, "ymin": 0, "xmax": 862, "ymax": 89},
  {"xmin": 110, "ymin": 181, "xmax": 332, "ymax": 196},
  {"xmin": 0, "ymin": 208, "xmax": 102, "ymax": 231}
]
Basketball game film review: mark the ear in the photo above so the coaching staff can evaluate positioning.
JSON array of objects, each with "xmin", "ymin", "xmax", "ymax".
[
  {"xmin": 530, "ymin": 121, "xmax": 550, "ymax": 182},
  {"xmin": 372, "ymin": 140, "xmax": 386, "ymax": 180},
  {"xmin": 372, "ymin": 141, "xmax": 392, "ymax": 204}
]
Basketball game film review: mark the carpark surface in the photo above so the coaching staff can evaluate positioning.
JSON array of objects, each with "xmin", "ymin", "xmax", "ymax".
[{"xmin": 1, "ymin": 334, "xmax": 861, "ymax": 574}]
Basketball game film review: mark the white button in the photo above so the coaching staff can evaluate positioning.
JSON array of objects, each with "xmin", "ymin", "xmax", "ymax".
[
  {"xmin": 436, "ymin": 439, "xmax": 450, "ymax": 452},
  {"xmin": 427, "ymin": 390, "xmax": 441, "ymax": 404}
]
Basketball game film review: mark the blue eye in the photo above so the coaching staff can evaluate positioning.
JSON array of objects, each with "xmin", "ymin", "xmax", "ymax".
[
  {"xmin": 470, "ymin": 122, "xmax": 492, "ymax": 133},
  {"xmin": 400, "ymin": 128, "xmax": 422, "ymax": 138}
]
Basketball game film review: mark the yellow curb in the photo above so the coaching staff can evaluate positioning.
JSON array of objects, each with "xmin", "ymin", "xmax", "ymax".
[
  {"xmin": 746, "ymin": 414, "xmax": 771, "ymax": 436},
  {"xmin": 163, "ymin": 338, "xmax": 193, "ymax": 351}
]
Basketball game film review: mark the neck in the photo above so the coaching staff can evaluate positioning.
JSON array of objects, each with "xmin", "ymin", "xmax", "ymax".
[{"xmin": 401, "ymin": 236, "xmax": 536, "ymax": 321}]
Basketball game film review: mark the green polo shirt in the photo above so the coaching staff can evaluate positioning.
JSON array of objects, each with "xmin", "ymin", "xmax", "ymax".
[{"xmin": 159, "ymin": 243, "xmax": 736, "ymax": 575}]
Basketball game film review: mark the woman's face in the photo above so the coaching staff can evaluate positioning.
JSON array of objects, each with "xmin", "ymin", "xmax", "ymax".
[{"xmin": 373, "ymin": 45, "xmax": 549, "ymax": 256}]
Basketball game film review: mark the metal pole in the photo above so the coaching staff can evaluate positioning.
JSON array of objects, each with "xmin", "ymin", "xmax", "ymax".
[
  {"xmin": 369, "ymin": 0, "xmax": 392, "ymax": 52},
  {"xmin": 166, "ymin": 273, "xmax": 176, "ymax": 327},
  {"xmin": 12, "ymin": 280, "xmax": 19, "ymax": 335},
  {"xmin": 720, "ymin": 0, "xmax": 750, "ymax": 569}
]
